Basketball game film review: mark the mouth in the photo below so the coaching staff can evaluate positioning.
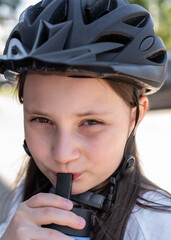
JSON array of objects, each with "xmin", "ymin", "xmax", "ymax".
[{"xmin": 52, "ymin": 172, "xmax": 84, "ymax": 181}]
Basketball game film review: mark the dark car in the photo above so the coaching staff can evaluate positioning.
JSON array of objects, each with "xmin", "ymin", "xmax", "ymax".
[{"xmin": 148, "ymin": 51, "xmax": 171, "ymax": 110}]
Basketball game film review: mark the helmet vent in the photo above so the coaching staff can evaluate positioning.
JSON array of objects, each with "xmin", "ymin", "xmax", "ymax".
[
  {"xmin": 83, "ymin": 0, "xmax": 118, "ymax": 24},
  {"xmin": 147, "ymin": 50, "xmax": 166, "ymax": 64},
  {"xmin": 11, "ymin": 31, "xmax": 22, "ymax": 42},
  {"xmin": 124, "ymin": 14, "xmax": 149, "ymax": 28},
  {"xmin": 94, "ymin": 34, "xmax": 131, "ymax": 62},
  {"xmin": 28, "ymin": 2, "xmax": 44, "ymax": 25},
  {"xmin": 94, "ymin": 34, "xmax": 131, "ymax": 46},
  {"xmin": 49, "ymin": 0, "xmax": 68, "ymax": 25},
  {"xmin": 96, "ymin": 48, "xmax": 123, "ymax": 62}
]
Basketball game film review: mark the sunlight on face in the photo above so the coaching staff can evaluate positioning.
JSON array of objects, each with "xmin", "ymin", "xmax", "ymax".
[{"xmin": 23, "ymin": 73, "xmax": 133, "ymax": 194}]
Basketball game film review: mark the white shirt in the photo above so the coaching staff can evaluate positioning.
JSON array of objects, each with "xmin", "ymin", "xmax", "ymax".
[
  {"xmin": 0, "ymin": 181, "xmax": 171, "ymax": 239},
  {"xmin": 124, "ymin": 191, "xmax": 171, "ymax": 240}
]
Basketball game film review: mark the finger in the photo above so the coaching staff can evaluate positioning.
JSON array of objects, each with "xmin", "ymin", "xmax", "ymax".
[
  {"xmin": 11, "ymin": 222, "xmax": 74, "ymax": 240},
  {"xmin": 26, "ymin": 193, "xmax": 73, "ymax": 210},
  {"xmin": 38, "ymin": 227, "xmax": 74, "ymax": 240},
  {"xmin": 30, "ymin": 207, "xmax": 86, "ymax": 230},
  {"xmin": 39, "ymin": 228, "xmax": 74, "ymax": 240}
]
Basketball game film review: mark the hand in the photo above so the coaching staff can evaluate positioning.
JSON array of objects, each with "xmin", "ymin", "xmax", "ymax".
[{"xmin": 1, "ymin": 193, "xmax": 86, "ymax": 240}]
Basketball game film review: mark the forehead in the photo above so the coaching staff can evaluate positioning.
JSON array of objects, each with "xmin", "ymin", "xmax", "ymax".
[
  {"xmin": 24, "ymin": 73, "xmax": 113, "ymax": 97},
  {"xmin": 23, "ymin": 73, "xmax": 128, "ymax": 114}
]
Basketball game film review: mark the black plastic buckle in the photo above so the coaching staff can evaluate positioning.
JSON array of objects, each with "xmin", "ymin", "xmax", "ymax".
[{"xmin": 103, "ymin": 176, "xmax": 117, "ymax": 211}]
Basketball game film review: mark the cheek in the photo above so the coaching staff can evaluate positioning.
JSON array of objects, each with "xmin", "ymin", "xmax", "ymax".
[
  {"xmin": 25, "ymin": 130, "xmax": 52, "ymax": 179},
  {"xmin": 86, "ymin": 127, "xmax": 127, "ymax": 173},
  {"xmin": 72, "ymin": 128, "xmax": 128, "ymax": 194},
  {"xmin": 24, "ymin": 123, "xmax": 51, "ymax": 162}
]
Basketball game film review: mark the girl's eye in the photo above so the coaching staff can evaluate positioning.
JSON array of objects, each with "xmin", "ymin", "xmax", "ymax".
[
  {"xmin": 82, "ymin": 120, "xmax": 103, "ymax": 126},
  {"xmin": 32, "ymin": 117, "xmax": 52, "ymax": 125}
]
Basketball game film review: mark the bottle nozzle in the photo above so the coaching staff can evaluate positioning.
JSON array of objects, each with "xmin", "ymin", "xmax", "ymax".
[{"xmin": 55, "ymin": 173, "xmax": 73, "ymax": 199}]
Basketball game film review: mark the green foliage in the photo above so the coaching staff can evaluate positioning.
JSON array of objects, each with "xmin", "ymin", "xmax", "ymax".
[
  {"xmin": 157, "ymin": 2, "xmax": 171, "ymax": 50},
  {"xmin": 128, "ymin": 0, "xmax": 149, "ymax": 9},
  {"xmin": 128, "ymin": 0, "xmax": 171, "ymax": 49},
  {"xmin": 0, "ymin": 0, "xmax": 21, "ymax": 20},
  {"xmin": 0, "ymin": 0, "xmax": 20, "ymax": 9}
]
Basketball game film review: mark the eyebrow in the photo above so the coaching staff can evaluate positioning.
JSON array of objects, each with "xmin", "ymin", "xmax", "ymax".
[
  {"xmin": 24, "ymin": 108, "xmax": 112, "ymax": 117},
  {"xmin": 24, "ymin": 108, "xmax": 51, "ymax": 117},
  {"xmin": 76, "ymin": 111, "xmax": 112, "ymax": 117}
]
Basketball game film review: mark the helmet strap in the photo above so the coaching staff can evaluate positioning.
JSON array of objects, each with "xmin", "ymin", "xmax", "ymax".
[
  {"xmin": 23, "ymin": 139, "xmax": 32, "ymax": 157},
  {"xmin": 103, "ymin": 88, "xmax": 140, "ymax": 210},
  {"xmin": 115, "ymin": 88, "xmax": 140, "ymax": 179},
  {"xmin": 71, "ymin": 88, "xmax": 140, "ymax": 211}
]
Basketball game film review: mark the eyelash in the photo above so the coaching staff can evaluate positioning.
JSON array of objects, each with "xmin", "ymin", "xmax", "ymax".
[
  {"xmin": 31, "ymin": 117, "xmax": 52, "ymax": 125},
  {"xmin": 81, "ymin": 119, "xmax": 104, "ymax": 126},
  {"xmin": 31, "ymin": 118, "xmax": 104, "ymax": 127}
]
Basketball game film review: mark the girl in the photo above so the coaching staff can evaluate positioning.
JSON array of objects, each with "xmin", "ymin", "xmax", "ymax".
[{"xmin": 0, "ymin": 0, "xmax": 170, "ymax": 239}]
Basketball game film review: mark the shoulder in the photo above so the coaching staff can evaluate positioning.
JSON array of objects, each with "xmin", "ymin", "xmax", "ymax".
[
  {"xmin": 0, "ymin": 179, "xmax": 25, "ymax": 237},
  {"xmin": 10, "ymin": 179, "xmax": 25, "ymax": 211},
  {"xmin": 124, "ymin": 190, "xmax": 171, "ymax": 240}
]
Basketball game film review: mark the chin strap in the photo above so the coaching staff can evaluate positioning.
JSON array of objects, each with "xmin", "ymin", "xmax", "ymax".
[
  {"xmin": 23, "ymin": 139, "xmax": 32, "ymax": 157},
  {"xmin": 71, "ymin": 89, "xmax": 140, "ymax": 211},
  {"xmin": 115, "ymin": 88, "xmax": 140, "ymax": 179}
]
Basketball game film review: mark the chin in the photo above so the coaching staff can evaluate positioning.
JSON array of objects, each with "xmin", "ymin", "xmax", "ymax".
[
  {"xmin": 71, "ymin": 181, "xmax": 100, "ymax": 195},
  {"xmin": 71, "ymin": 183, "xmax": 91, "ymax": 195}
]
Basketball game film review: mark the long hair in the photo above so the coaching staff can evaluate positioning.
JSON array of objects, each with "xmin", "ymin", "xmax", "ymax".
[{"xmin": 16, "ymin": 74, "xmax": 170, "ymax": 240}]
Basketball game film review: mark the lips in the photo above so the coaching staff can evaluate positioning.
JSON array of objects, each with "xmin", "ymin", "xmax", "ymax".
[
  {"xmin": 52, "ymin": 172, "xmax": 84, "ymax": 181},
  {"xmin": 72, "ymin": 173, "xmax": 84, "ymax": 181}
]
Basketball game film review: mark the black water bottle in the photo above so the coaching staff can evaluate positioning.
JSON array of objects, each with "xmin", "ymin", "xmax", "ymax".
[{"xmin": 44, "ymin": 173, "xmax": 91, "ymax": 240}]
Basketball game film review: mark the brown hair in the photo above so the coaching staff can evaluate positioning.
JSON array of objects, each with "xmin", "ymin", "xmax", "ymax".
[{"xmin": 16, "ymin": 74, "xmax": 170, "ymax": 240}]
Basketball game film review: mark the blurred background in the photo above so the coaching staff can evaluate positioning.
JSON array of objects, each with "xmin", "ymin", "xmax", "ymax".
[{"xmin": 0, "ymin": 0, "xmax": 171, "ymax": 223}]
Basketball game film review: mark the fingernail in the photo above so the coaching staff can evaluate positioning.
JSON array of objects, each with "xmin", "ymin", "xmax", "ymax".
[{"xmin": 78, "ymin": 217, "xmax": 86, "ymax": 228}]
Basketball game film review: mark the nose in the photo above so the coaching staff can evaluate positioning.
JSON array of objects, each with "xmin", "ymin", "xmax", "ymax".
[{"xmin": 52, "ymin": 129, "xmax": 80, "ymax": 164}]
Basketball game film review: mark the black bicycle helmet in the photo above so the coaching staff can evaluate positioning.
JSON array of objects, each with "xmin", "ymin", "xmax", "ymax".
[{"xmin": 0, "ymin": 0, "xmax": 167, "ymax": 94}]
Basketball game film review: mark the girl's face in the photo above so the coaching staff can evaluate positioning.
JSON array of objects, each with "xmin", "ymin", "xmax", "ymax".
[{"xmin": 23, "ymin": 73, "xmax": 136, "ymax": 195}]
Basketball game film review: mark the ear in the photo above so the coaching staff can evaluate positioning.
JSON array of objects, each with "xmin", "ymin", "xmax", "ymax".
[{"xmin": 129, "ymin": 96, "xmax": 149, "ymax": 134}]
